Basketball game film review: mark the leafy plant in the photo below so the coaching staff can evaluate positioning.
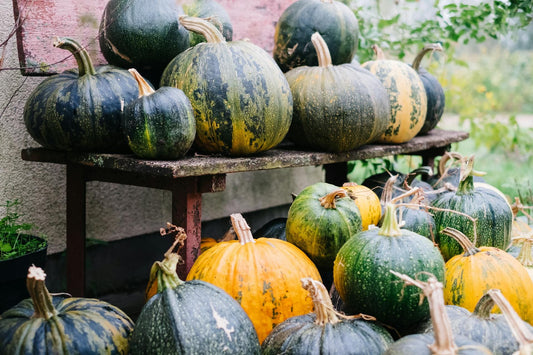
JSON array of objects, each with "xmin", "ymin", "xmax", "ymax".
[{"xmin": 0, "ymin": 200, "xmax": 46, "ymax": 261}]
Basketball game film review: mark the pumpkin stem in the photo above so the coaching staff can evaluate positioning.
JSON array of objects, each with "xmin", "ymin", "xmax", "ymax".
[
  {"xmin": 487, "ymin": 289, "xmax": 533, "ymax": 352},
  {"xmin": 301, "ymin": 278, "xmax": 340, "ymax": 325},
  {"xmin": 26, "ymin": 265, "xmax": 58, "ymax": 320},
  {"xmin": 319, "ymin": 189, "xmax": 349, "ymax": 209},
  {"xmin": 441, "ymin": 227, "xmax": 480, "ymax": 257},
  {"xmin": 231, "ymin": 213, "xmax": 255, "ymax": 245},
  {"xmin": 128, "ymin": 68, "xmax": 155, "ymax": 97},
  {"xmin": 179, "ymin": 16, "xmax": 225, "ymax": 44},
  {"xmin": 371, "ymin": 44, "xmax": 386, "ymax": 60},
  {"xmin": 472, "ymin": 291, "xmax": 497, "ymax": 319},
  {"xmin": 151, "ymin": 223, "xmax": 187, "ymax": 293},
  {"xmin": 379, "ymin": 203, "xmax": 402, "ymax": 237},
  {"xmin": 457, "ymin": 155, "xmax": 486, "ymax": 195},
  {"xmin": 517, "ymin": 237, "xmax": 533, "ymax": 268},
  {"xmin": 53, "ymin": 36, "xmax": 97, "ymax": 77},
  {"xmin": 381, "ymin": 175, "xmax": 399, "ymax": 205},
  {"xmin": 390, "ymin": 270, "xmax": 458, "ymax": 355},
  {"xmin": 412, "ymin": 43, "xmax": 443, "ymax": 72},
  {"xmin": 311, "ymin": 32, "xmax": 332, "ymax": 68}
]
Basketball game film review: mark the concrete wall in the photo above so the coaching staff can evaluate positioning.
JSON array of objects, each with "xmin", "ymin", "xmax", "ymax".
[{"xmin": 0, "ymin": 0, "xmax": 324, "ymax": 255}]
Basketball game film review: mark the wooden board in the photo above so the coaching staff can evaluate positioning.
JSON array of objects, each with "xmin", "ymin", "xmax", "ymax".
[{"xmin": 12, "ymin": 0, "xmax": 295, "ymax": 75}]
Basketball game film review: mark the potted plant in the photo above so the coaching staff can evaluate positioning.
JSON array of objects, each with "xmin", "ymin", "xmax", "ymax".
[{"xmin": 0, "ymin": 199, "xmax": 47, "ymax": 313}]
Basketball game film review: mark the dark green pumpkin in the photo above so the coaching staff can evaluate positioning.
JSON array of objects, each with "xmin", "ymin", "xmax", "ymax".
[
  {"xmin": 253, "ymin": 217, "xmax": 287, "ymax": 241},
  {"xmin": 286, "ymin": 182, "xmax": 362, "ymax": 270},
  {"xmin": 285, "ymin": 32, "xmax": 390, "ymax": 152},
  {"xmin": 181, "ymin": 0, "xmax": 233, "ymax": 46},
  {"xmin": 396, "ymin": 204, "xmax": 436, "ymax": 241},
  {"xmin": 261, "ymin": 278, "xmax": 393, "ymax": 355},
  {"xmin": 161, "ymin": 16, "xmax": 293, "ymax": 156},
  {"xmin": 431, "ymin": 156, "xmax": 513, "ymax": 261},
  {"xmin": 333, "ymin": 203, "xmax": 445, "ymax": 334},
  {"xmin": 0, "ymin": 266, "xmax": 134, "ymax": 354},
  {"xmin": 24, "ymin": 37, "xmax": 139, "ymax": 152},
  {"xmin": 273, "ymin": 0, "xmax": 359, "ymax": 72},
  {"xmin": 99, "ymin": 0, "xmax": 190, "ymax": 84},
  {"xmin": 130, "ymin": 233, "xmax": 260, "ymax": 354},
  {"xmin": 123, "ymin": 69, "xmax": 196, "ymax": 159},
  {"xmin": 413, "ymin": 43, "xmax": 446, "ymax": 135}
]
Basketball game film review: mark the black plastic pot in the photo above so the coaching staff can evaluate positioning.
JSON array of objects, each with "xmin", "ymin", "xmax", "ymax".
[{"xmin": 0, "ymin": 235, "xmax": 47, "ymax": 313}]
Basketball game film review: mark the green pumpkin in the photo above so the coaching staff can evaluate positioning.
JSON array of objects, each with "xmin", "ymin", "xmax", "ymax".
[
  {"xmin": 253, "ymin": 217, "xmax": 287, "ymax": 241},
  {"xmin": 181, "ymin": 0, "xmax": 233, "ymax": 46},
  {"xmin": 412, "ymin": 43, "xmax": 446, "ymax": 135},
  {"xmin": 431, "ymin": 156, "xmax": 513, "ymax": 261},
  {"xmin": 333, "ymin": 203, "xmax": 445, "ymax": 334},
  {"xmin": 0, "ymin": 266, "xmax": 133, "ymax": 354},
  {"xmin": 161, "ymin": 16, "xmax": 293, "ymax": 156},
  {"xmin": 130, "ymin": 232, "xmax": 260, "ymax": 354},
  {"xmin": 99, "ymin": 0, "xmax": 190, "ymax": 84},
  {"xmin": 262, "ymin": 278, "xmax": 393, "ymax": 354},
  {"xmin": 24, "ymin": 37, "xmax": 139, "ymax": 152},
  {"xmin": 285, "ymin": 32, "xmax": 390, "ymax": 152},
  {"xmin": 123, "ymin": 69, "xmax": 196, "ymax": 159},
  {"xmin": 286, "ymin": 182, "xmax": 362, "ymax": 270},
  {"xmin": 273, "ymin": 0, "xmax": 359, "ymax": 72}
]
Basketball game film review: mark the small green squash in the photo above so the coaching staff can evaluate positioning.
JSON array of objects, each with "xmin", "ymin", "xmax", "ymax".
[
  {"xmin": 0, "ymin": 266, "xmax": 134, "ymax": 354},
  {"xmin": 286, "ymin": 182, "xmax": 362, "ymax": 270},
  {"xmin": 285, "ymin": 32, "xmax": 390, "ymax": 152},
  {"xmin": 333, "ymin": 200, "xmax": 445, "ymax": 334},
  {"xmin": 273, "ymin": 0, "xmax": 359, "ymax": 72},
  {"xmin": 123, "ymin": 69, "xmax": 196, "ymax": 159},
  {"xmin": 130, "ymin": 226, "xmax": 261, "ymax": 354},
  {"xmin": 24, "ymin": 37, "xmax": 139, "ymax": 152},
  {"xmin": 180, "ymin": 0, "xmax": 233, "ymax": 46},
  {"xmin": 161, "ymin": 16, "xmax": 293, "ymax": 156},
  {"xmin": 261, "ymin": 278, "xmax": 394, "ymax": 354},
  {"xmin": 361, "ymin": 45, "xmax": 428, "ymax": 143}
]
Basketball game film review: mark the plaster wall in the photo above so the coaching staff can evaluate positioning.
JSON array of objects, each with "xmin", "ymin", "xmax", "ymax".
[{"xmin": 0, "ymin": 0, "xmax": 324, "ymax": 254}]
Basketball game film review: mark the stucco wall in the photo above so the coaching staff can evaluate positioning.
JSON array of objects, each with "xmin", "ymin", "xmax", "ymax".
[{"xmin": 0, "ymin": 0, "xmax": 324, "ymax": 254}]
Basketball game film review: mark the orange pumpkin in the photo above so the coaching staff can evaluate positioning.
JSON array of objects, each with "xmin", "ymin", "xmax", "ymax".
[
  {"xmin": 342, "ymin": 182, "xmax": 382, "ymax": 230},
  {"xmin": 186, "ymin": 213, "xmax": 322, "ymax": 342}
]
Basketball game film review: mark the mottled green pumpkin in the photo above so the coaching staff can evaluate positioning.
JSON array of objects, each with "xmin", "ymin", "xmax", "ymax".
[
  {"xmin": 361, "ymin": 45, "xmax": 428, "ymax": 143},
  {"xmin": 181, "ymin": 0, "xmax": 233, "ymax": 46},
  {"xmin": 130, "ymin": 231, "xmax": 260, "ymax": 354},
  {"xmin": 286, "ymin": 182, "xmax": 362, "ymax": 270},
  {"xmin": 333, "ymin": 203, "xmax": 445, "ymax": 334},
  {"xmin": 285, "ymin": 32, "xmax": 390, "ymax": 152},
  {"xmin": 0, "ymin": 266, "xmax": 134, "ymax": 354},
  {"xmin": 273, "ymin": 0, "xmax": 359, "ymax": 72},
  {"xmin": 123, "ymin": 69, "xmax": 196, "ymax": 159},
  {"xmin": 161, "ymin": 16, "xmax": 293, "ymax": 156},
  {"xmin": 24, "ymin": 37, "xmax": 139, "ymax": 152}
]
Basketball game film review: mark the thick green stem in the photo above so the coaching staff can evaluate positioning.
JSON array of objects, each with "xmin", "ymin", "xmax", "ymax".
[
  {"xmin": 472, "ymin": 292, "xmax": 495, "ymax": 319},
  {"xmin": 26, "ymin": 266, "xmax": 58, "ymax": 320},
  {"xmin": 441, "ymin": 227, "xmax": 480, "ymax": 257},
  {"xmin": 155, "ymin": 225, "xmax": 187, "ymax": 292},
  {"xmin": 53, "ymin": 37, "xmax": 96, "ymax": 77},
  {"xmin": 379, "ymin": 204, "xmax": 402, "ymax": 237},
  {"xmin": 129, "ymin": 68, "xmax": 155, "ymax": 98},
  {"xmin": 311, "ymin": 32, "xmax": 332, "ymax": 68},
  {"xmin": 412, "ymin": 43, "xmax": 443, "ymax": 72},
  {"xmin": 231, "ymin": 213, "xmax": 255, "ymax": 245},
  {"xmin": 179, "ymin": 16, "xmax": 225, "ymax": 43},
  {"xmin": 301, "ymin": 278, "xmax": 340, "ymax": 325}
]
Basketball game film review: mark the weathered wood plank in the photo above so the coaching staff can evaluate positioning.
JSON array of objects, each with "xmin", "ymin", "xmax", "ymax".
[
  {"xmin": 21, "ymin": 129, "xmax": 470, "ymax": 177},
  {"xmin": 12, "ymin": 0, "xmax": 295, "ymax": 75}
]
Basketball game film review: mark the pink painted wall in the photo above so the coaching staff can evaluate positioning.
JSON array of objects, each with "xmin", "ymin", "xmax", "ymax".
[{"xmin": 13, "ymin": 0, "xmax": 297, "ymax": 75}]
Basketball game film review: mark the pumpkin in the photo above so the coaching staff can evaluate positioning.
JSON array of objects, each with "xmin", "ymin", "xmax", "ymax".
[
  {"xmin": 442, "ymin": 227, "xmax": 533, "ymax": 324},
  {"xmin": 333, "ymin": 200, "xmax": 445, "ymax": 334},
  {"xmin": 161, "ymin": 16, "xmax": 293, "ymax": 156},
  {"xmin": 180, "ymin": 0, "xmax": 233, "ymax": 46},
  {"xmin": 384, "ymin": 271, "xmax": 491, "ymax": 355},
  {"xmin": 253, "ymin": 217, "xmax": 288, "ymax": 241},
  {"xmin": 431, "ymin": 155, "xmax": 513, "ymax": 260},
  {"xmin": 421, "ymin": 288, "xmax": 533, "ymax": 355},
  {"xmin": 361, "ymin": 45, "xmax": 428, "ymax": 143},
  {"xmin": 412, "ymin": 43, "xmax": 446, "ymax": 135},
  {"xmin": 342, "ymin": 182, "xmax": 382, "ymax": 230},
  {"xmin": 286, "ymin": 182, "xmax": 362, "ymax": 270},
  {"xmin": 273, "ymin": 0, "xmax": 359, "ymax": 72},
  {"xmin": 0, "ymin": 266, "xmax": 134, "ymax": 353},
  {"xmin": 261, "ymin": 278, "xmax": 394, "ymax": 354},
  {"xmin": 392, "ymin": 189, "xmax": 436, "ymax": 241},
  {"xmin": 123, "ymin": 69, "xmax": 196, "ymax": 159},
  {"xmin": 99, "ymin": 0, "xmax": 190, "ymax": 84},
  {"xmin": 186, "ymin": 213, "xmax": 322, "ymax": 342},
  {"xmin": 24, "ymin": 37, "xmax": 139, "ymax": 152},
  {"xmin": 284, "ymin": 32, "xmax": 390, "ymax": 152},
  {"xmin": 131, "ymin": 226, "xmax": 260, "ymax": 354}
]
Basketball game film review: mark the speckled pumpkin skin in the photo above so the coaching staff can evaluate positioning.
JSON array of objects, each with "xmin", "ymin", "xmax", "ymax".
[
  {"xmin": 361, "ymin": 59, "xmax": 427, "ymax": 143},
  {"xmin": 161, "ymin": 40, "xmax": 293, "ymax": 156},
  {"xmin": 342, "ymin": 183, "xmax": 382, "ymax": 230},
  {"xmin": 0, "ymin": 296, "xmax": 134, "ymax": 354},
  {"xmin": 285, "ymin": 63, "xmax": 390, "ymax": 152},
  {"xmin": 186, "ymin": 238, "xmax": 322, "ymax": 343}
]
